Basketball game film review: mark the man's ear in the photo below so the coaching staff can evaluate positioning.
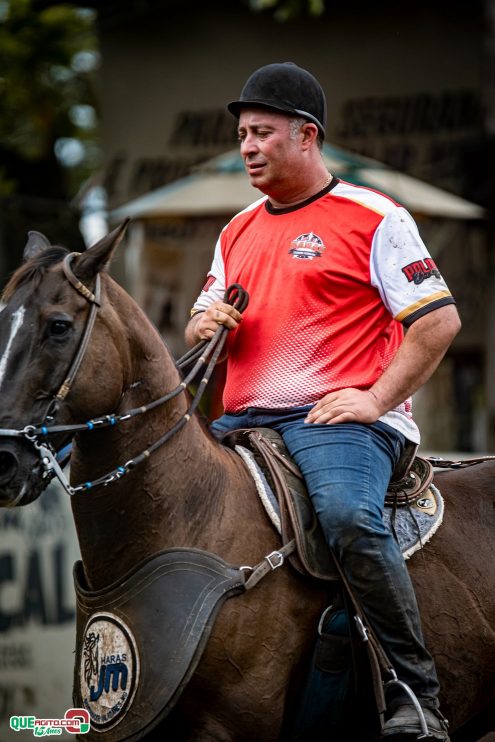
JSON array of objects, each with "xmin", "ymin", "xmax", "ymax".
[{"xmin": 301, "ymin": 122, "xmax": 319, "ymax": 150}]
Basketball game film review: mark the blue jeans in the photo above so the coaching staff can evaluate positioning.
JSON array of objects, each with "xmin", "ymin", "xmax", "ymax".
[{"xmin": 211, "ymin": 406, "xmax": 440, "ymax": 709}]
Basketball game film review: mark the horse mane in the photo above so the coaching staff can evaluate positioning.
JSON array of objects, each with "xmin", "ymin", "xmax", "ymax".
[{"xmin": 2, "ymin": 246, "xmax": 69, "ymax": 303}]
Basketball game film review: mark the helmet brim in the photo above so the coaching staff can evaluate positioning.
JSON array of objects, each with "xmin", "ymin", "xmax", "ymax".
[{"xmin": 228, "ymin": 99, "xmax": 326, "ymax": 139}]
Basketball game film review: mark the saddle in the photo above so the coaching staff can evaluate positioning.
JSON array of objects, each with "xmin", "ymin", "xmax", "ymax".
[{"xmin": 224, "ymin": 428, "xmax": 435, "ymax": 582}]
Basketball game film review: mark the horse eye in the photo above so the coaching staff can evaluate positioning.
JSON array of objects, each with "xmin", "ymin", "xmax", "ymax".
[{"xmin": 48, "ymin": 319, "xmax": 72, "ymax": 337}]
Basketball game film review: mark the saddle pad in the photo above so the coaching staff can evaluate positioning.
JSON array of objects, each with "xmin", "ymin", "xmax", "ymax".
[
  {"xmin": 73, "ymin": 548, "xmax": 245, "ymax": 741},
  {"xmin": 236, "ymin": 445, "xmax": 444, "ymax": 562}
]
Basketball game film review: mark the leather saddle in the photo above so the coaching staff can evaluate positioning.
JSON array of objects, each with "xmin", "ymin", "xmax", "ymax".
[{"xmin": 224, "ymin": 428, "xmax": 434, "ymax": 582}]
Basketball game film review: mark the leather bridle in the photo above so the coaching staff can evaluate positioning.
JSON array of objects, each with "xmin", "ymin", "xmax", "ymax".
[
  {"xmin": 55, "ymin": 253, "xmax": 102, "ymax": 403},
  {"xmin": 0, "ymin": 254, "xmax": 248, "ymax": 497},
  {"xmin": 39, "ymin": 252, "xmax": 102, "ymax": 426}
]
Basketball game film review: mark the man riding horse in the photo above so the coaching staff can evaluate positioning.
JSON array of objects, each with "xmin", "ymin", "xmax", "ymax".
[{"xmin": 185, "ymin": 62, "xmax": 461, "ymax": 741}]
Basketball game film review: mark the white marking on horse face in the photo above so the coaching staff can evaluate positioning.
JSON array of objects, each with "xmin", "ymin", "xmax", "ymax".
[{"xmin": 0, "ymin": 306, "xmax": 26, "ymax": 392}]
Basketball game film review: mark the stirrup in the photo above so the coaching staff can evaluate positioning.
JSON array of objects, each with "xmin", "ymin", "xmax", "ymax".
[
  {"xmin": 383, "ymin": 678, "xmax": 429, "ymax": 738},
  {"xmin": 382, "ymin": 677, "xmax": 449, "ymax": 740}
]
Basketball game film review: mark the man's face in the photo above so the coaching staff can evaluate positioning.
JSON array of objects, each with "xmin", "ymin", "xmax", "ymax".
[{"xmin": 237, "ymin": 108, "xmax": 303, "ymax": 195}]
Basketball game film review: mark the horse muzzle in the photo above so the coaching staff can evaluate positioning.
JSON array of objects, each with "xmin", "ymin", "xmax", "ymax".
[
  {"xmin": 0, "ymin": 440, "xmax": 49, "ymax": 506},
  {"xmin": 0, "ymin": 447, "xmax": 19, "ymax": 484}
]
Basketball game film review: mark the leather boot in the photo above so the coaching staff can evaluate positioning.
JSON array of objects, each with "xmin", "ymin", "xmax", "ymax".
[{"xmin": 380, "ymin": 703, "xmax": 450, "ymax": 741}]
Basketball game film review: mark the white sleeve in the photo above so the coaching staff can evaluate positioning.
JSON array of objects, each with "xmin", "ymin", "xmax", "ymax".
[
  {"xmin": 191, "ymin": 235, "xmax": 226, "ymax": 314},
  {"xmin": 370, "ymin": 207, "xmax": 455, "ymax": 327}
]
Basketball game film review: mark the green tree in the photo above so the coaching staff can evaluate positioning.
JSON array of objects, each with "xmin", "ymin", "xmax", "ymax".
[
  {"xmin": 0, "ymin": 0, "xmax": 100, "ymax": 283},
  {"xmin": 0, "ymin": 0, "xmax": 100, "ymax": 199},
  {"xmin": 247, "ymin": 0, "xmax": 326, "ymax": 22}
]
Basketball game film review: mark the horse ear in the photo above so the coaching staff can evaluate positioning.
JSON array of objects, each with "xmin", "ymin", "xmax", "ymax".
[
  {"xmin": 72, "ymin": 219, "xmax": 130, "ymax": 283},
  {"xmin": 24, "ymin": 231, "xmax": 51, "ymax": 261}
]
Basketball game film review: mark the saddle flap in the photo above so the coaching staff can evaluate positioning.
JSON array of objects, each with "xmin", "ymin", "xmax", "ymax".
[{"xmin": 227, "ymin": 428, "xmax": 340, "ymax": 581}]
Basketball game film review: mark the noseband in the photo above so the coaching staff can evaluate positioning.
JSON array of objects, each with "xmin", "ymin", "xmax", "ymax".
[{"xmin": 0, "ymin": 254, "xmax": 248, "ymax": 498}]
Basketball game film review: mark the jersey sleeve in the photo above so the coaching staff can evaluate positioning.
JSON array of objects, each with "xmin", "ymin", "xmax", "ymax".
[
  {"xmin": 190, "ymin": 234, "xmax": 226, "ymax": 315},
  {"xmin": 370, "ymin": 207, "xmax": 455, "ymax": 327}
]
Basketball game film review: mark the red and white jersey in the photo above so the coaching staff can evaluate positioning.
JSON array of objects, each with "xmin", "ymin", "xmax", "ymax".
[{"xmin": 193, "ymin": 178, "xmax": 455, "ymax": 443}]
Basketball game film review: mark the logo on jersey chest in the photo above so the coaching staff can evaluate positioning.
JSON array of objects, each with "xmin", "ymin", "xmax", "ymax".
[{"xmin": 289, "ymin": 232, "xmax": 326, "ymax": 260}]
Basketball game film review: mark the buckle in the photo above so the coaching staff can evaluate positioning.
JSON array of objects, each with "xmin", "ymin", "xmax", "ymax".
[{"xmin": 265, "ymin": 550, "xmax": 284, "ymax": 570}]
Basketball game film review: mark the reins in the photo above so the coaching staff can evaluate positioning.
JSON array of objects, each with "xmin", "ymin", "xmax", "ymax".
[{"xmin": 0, "ymin": 259, "xmax": 248, "ymax": 496}]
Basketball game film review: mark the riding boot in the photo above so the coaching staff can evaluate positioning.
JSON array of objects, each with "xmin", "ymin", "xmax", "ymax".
[{"xmin": 380, "ymin": 704, "xmax": 450, "ymax": 742}]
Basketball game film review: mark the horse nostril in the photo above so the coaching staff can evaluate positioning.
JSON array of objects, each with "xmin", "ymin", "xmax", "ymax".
[{"xmin": 0, "ymin": 450, "xmax": 19, "ymax": 485}]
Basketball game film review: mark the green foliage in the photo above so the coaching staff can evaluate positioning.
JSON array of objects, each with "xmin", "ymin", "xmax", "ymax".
[
  {"xmin": 0, "ymin": 0, "xmax": 100, "ymax": 197},
  {"xmin": 248, "ymin": 0, "xmax": 326, "ymax": 22}
]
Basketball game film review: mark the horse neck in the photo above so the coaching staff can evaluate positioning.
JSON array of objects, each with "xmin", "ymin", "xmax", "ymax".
[{"xmin": 70, "ymin": 279, "xmax": 245, "ymax": 590}]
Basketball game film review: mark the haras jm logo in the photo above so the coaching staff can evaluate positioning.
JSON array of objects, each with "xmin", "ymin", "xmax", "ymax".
[{"xmin": 80, "ymin": 612, "xmax": 140, "ymax": 731}]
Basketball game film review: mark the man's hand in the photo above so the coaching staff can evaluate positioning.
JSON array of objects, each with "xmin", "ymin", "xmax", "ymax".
[
  {"xmin": 187, "ymin": 301, "xmax": 242, "ymax": 343},
  {"xmin": 304, "ymin": 388, "xmax": 383, "ymax": 425}
]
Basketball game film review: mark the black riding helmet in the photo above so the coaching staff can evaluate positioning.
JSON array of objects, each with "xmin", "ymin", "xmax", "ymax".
[{"xmin": 227, "ymin": 62, "xmax": 327, "ymax": 139}]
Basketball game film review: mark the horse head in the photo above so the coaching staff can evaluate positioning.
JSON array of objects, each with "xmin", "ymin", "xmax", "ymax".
[{"xmin": 0, "ymin": 221, "xmax": 129, "ymax": 506}]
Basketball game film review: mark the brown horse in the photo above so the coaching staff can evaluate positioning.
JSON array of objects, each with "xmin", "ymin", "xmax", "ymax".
[{"xmin": 0, "ymin": 224, "xmax": 493, "ymax": 741}]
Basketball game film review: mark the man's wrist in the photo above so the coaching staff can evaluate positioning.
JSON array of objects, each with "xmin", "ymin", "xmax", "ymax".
[
  {"xmin": 367, "ymin": 388, "xmax": 384, "ymax": 413},
  {"xmin": 186, "ymin": 310, "xmax": 204, "ymax": 346},
  {"xmin": 368, "ymin": 389, "xmax": 379, "ymax": 402}
]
